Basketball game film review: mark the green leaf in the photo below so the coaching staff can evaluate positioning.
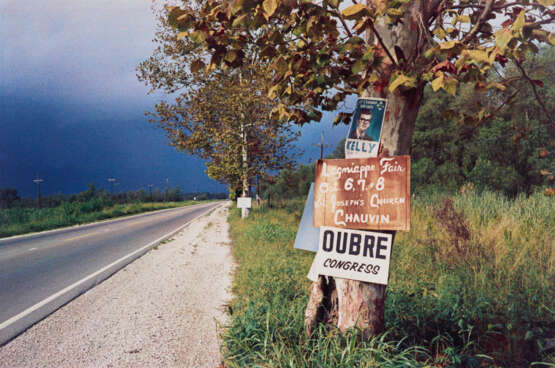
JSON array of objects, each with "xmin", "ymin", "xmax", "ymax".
[
  {"xmin": 268, "ymin": 84, "xmax": 280, "ymax": 99},
  {"xmin": 389, "ymin": 74, "xmax": 416, "ymax": 92},
  {"xmin": 439, "ymin": 41, "xmax": 457, "ymax": 50},
  {"xmin": 232, "ymin": 14, "xmax": 248, "ymax": 27},
  {"xmin": 387, "ymin": 8, "xmax": 403, "ymax": 16},
  {"xmin": 263, "ymin": 0, "xmax": 278, "ymax": 19},
  {"xmin": 342, "ymin": 4, "xmax": 368, "ymax": 18},
  {"xmin": 433, "ymin": 27, "xmax": 446, "ymax": 40},
  {"xmin": 465, "ymin": 50, "xmax": 490, "ymax": 64},
  {"xmin": 362, "ymin": 50, "xmax": 374, "ymax": 62},
  {"xmin": 307, "ymin": 109, "xmax": 322, "ymax": 121},
  {"xmin": 451, "ymin": 15, "xmax": 470, "ymax": 25},
  {"xmin": 424, "ymin": 46, "xmax": 438, "ymax": 59},
  {"xmin": 443, "ymin": 77, "xmax": 457, "ymax": 96},
  {"xmin": 431, "ymin": 74, "xmax": 444, "ymax": 92},
  {"xmin": 224, "ymin": 50, "xmax": 238, "ymax": 63},
  {"xmin": 351, "ymin": 60, "xmax": 364, "ymax": 75},
  {"xmin": 512, "ymin": 10, "xmax": 526, "ymax": 34},
  {"xmin": 190, "ymin": 30, "xmax": 207, "ymax": 44},
  {"xmin": 190, "ymin": 59, "xmax": 205, "ymax": 74},
  {"xmin": 495, "ymin": 28, "xmax": 513, "ymax": 53},
  {"xmin": 486, "ymin": 82, "xmax": 507, "ymax": 91}
]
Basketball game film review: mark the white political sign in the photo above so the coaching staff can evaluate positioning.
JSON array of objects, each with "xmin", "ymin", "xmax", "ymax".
[
  {"xmin": 237, "ymin": 197, "xmax": 252, "ymax": 208},
  {"xmin": 307, "ymin": 226, "xmax": 393, "ymax": 285}
]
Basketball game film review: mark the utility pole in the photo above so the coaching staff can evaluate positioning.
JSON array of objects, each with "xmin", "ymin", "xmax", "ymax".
[
  {"xmin": 107, "ymin": 178, "xmax": 116, "ymax": 194},
  {"xmin": 33, "ymin": 175, "xmax": 44, "ymax": 209},
  {"xmin": 165, "ymin": 178, "xmax": 169, "ymax": 202},
  {"xmin": 312, "ymin": 131, "xmax": 333, "ymax": 160}
]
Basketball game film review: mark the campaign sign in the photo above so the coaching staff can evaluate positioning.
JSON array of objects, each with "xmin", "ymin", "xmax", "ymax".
[
  {"xmin": 307, "ymin": 227, "xmax": 393, "ymax": 285},
  {"xmin": 313, "ymin": 156, "xmax": 411, "ymax": 231},
  {"xmin": 237, "ymin": 197, "xmax": 252, "ymax": 208},
  {"xmin": 345, "ymin": 98, "xmax": 387, "ymax": 158},
  {"xmin": 293, "ymin": 183, "xmax": 320, "ymax": 252}
]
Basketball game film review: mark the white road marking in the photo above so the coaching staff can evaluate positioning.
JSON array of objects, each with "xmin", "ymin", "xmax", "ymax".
[{"xmin": 0, "ymin": 203, "xmax": 223, "ymax": 333}]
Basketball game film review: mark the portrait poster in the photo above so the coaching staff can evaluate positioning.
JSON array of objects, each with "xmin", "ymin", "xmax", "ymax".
[{"xmin": 344, "ymin": 97, "xmax": 387, "ymax": 158}]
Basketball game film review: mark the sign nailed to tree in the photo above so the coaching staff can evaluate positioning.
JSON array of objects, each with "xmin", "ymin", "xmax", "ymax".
[
  {"xmin": 308, "ymin": 227, "xmax": 393, "ymax": 285},
  {"xmin": 313, "ymin": 156, "xmax": 411, "ymax": 231}
]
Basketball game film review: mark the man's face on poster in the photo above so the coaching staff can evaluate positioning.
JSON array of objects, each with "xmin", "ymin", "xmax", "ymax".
[{"xmin": 357, "ymin": 112, "xmax": 372, "ymax": 134}]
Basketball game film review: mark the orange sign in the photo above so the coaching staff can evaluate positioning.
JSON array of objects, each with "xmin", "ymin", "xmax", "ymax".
[{"xmin": 313, "ymin": 156, "xmax": 410, "ymax": 231}]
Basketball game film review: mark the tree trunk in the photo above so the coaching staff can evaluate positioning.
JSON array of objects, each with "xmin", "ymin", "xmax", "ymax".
[
  {"xmin": 304, "ymin": 0, "xmax": 432, "ymax": 338},
  {"xmin": 305, "ymin": 86, "xmax": 423, "ymax": 336},
  {"xmin": 241, "ymin": 121, "xmax": 250, "ymax": 219}
]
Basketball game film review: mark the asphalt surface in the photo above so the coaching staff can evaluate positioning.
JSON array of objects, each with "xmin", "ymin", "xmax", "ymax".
[{"xmin": 0, "ymin": 202, "xmax": 221, "ymax": 327}]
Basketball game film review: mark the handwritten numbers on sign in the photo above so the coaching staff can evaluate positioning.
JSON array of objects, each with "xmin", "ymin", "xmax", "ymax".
[{"xmin": 313, "ymin": 156, "xmax": 411, "ymax": 231}]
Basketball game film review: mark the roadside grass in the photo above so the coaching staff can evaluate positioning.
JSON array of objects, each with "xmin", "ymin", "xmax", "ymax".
[
  {"xmin": 223, "ymin": 191, "xmax": 554, "ymax": 367},
  {"xmin": 0, "ymin": 200, "xmax": 205, "ymax": 238}
]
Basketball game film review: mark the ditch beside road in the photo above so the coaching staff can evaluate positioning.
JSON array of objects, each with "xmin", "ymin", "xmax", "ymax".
[{"xmin": 0, "ymin": 203, "xmax": 234, "ymax": 368}]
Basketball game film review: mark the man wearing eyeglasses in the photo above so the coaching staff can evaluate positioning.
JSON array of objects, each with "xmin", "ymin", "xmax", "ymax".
[{"xmin": 351, "ymin": 109, "xmax": 373, "ymax": 140}]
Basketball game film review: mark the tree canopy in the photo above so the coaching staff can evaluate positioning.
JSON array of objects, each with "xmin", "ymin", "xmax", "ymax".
[
  {"xmin": 138, "ymin": 5, "xmax": 299, "ymax": 195},
  {"xmin": 167, "ymin": 0, "xmax": 554, "ymax": 128}
]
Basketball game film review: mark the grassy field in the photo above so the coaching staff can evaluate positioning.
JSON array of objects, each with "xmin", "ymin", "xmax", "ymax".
[
  {"xmin": 222, "ymin": 191, "xmax": 554, "ymax": 367},
  {"xmin": 0, "ymin": 200, "xmax": 206, "ymax": 238}
]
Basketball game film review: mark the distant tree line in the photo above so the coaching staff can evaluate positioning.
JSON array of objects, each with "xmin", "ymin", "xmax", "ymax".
[{"xmin": 0, "ymin": 183, "xmax": 227, "ymax": 209}]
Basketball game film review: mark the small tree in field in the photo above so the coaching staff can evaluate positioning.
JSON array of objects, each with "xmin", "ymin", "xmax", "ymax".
[{"xmin": 163, "ymin": 0, "xmax": 553, "ymax": 336}]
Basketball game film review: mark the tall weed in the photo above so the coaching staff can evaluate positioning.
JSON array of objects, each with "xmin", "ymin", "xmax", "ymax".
[{"xmin": 224, "ymin": 191, "xmax": 554, "ymax": 367}]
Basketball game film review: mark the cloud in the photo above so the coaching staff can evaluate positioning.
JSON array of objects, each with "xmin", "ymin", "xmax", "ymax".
[{"xmin": 1, "ymin": 0, "xmax": 158, "ymax": 105}]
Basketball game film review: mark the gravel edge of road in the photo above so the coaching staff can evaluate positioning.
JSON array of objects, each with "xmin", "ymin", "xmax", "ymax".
[{"xmin": 0, "ymin": 202, "xmax": 235, "ymax": 368}]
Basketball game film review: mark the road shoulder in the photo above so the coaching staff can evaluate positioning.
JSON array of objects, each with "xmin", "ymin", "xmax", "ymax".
[{"xmin": 0, "ymin": 203, "xmax": 234, "ymax": 368}]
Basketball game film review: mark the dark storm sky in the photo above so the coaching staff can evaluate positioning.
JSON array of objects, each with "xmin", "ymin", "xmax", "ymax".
[{"xmin": 0, "ymin": 0, "xmax": 347, "ymax": 198}]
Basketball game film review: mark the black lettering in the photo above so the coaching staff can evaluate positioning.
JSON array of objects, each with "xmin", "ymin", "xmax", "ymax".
[
  {"xmin": 343, "ymin": 261, "xmax": 351, "ymax": 270},
  {"xmin": 323, "ymin": 258, "xmax": 331, "ymax": 267},
  {"xmin": 349, "ymin": 234, "xmax": 361, "ymax": 255},
  {"xmin": 350, "ymin": 262, "xmax": 359, "ymax": 271},
  {"xmin": 357, "ymin": 263, "xmax": 366, "ymax": 272},
  {"xmin": 336, "ymin": 260, "xmax": 346, "ymax": 268},
  {"xmin": 376, "ymin": 236, "xmax": 388, "ymax": 259},
  {"xmin": 372, "ymin": 265, "xmax": 380, "ymax": 275},
  {"xmin": 365, "ymin": 264, "xmax": 373, "ymax": 273},
  {"xmin": 336, "ymin": 231, "xmax": 347, "ymax": 254},
  {"xmin": 363, "ymin": 235, "xmax": 375, "ymax": 257},
  {"xmin": 323, "ymin": 230, "xmax": 334, "ymax": 252},
  {"xmin": 329, "ymin": 259, "xmax": 337, "ymax": 267}
]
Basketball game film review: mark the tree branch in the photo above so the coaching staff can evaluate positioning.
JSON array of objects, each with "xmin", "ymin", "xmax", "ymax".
[
  {"xmin": 479, "ymin": 88, "xmax": 520, "ymax": 124},
  {"xmin": 450, "ymin": 1, "xmax": 550, "ymax": 11},
  {"xmin": 336, "ymin": 86, "xmax": 358, "ymax": 95},
  {"xmin": 461, "ymin": 0, "xmax": 494, "ymax": 44},
  {"xmin": 514, "ymin": 59, "xmax": 553, "ymax": 124},
  {"xmin": 327, "ymin": 9, "xmax": 354, "ymax": 38},
  {"xmin": 368, "ymin": 20, "xmax": 398, "ymax": 66}
]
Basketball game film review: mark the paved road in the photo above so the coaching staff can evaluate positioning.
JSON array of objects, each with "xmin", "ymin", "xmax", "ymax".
[{"xmin": 0, "ymin": 202, "xmax": 222, "ymax": 336}]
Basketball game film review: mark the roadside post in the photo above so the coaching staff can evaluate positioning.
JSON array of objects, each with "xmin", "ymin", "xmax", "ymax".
[{"xmin": 237, "ymin": 196, "xmax": 252, "ymax": 219}]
